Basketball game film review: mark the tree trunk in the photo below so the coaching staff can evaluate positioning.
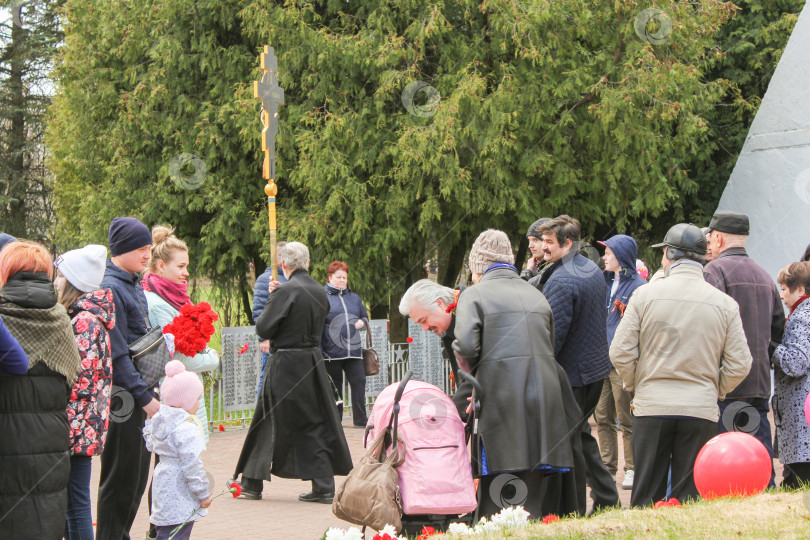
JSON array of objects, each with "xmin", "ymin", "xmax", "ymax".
[
  {"xmin": 5, "ymin": 21, "xmax": 28, "ymax": 237},
  {"xmin": 437, "ymin": 236, "xmax": 467, "ymax": 288},
  {"xmin": 387, "ymin": 246, "xmax": 424, "ymax": 343}
]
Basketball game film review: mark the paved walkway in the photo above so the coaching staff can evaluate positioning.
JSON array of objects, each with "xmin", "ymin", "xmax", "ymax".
[{"xmin": 88, "ymin": 415, "xmax": 782, "ymax": 539}]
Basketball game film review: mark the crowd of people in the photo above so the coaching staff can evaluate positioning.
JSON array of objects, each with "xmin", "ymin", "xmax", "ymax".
[
  {"xmin": 400, "ymin": 212, "xmax": 810, "ymax": 515},
  {"xmin": 0, "ymin": 219, "xmax": 220, "ymax": 540},
  {"xmin": 0, "ymin": 208, "xmax": 809, "ymax": 539}
]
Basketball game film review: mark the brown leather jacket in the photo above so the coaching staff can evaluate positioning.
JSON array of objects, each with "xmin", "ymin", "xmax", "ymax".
[{"xmin": 703, "ymin": 247, "xmax": 784, "ymax": 399}]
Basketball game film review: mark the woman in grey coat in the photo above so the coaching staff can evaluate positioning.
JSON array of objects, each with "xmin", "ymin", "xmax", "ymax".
[
  {"xmin": 453, "ymin": 229, "xmax": 582, "ymax": 518},
  {"xmin": 772, "ymin": 261, "xmax": 810, "ymax": 488}
]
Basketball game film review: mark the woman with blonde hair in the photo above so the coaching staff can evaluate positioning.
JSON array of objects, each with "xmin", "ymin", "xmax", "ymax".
[
  {"xmin": 0, "ymin": 241, "xmax": 81, "ymax": 538},
  {"xmin": 142, "ymin": 226, "xmax": 218, "ymax": 439}
]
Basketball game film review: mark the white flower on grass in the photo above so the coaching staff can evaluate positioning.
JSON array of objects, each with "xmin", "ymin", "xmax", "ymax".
[
  {"xmin": 490, "ymin": 506, "xmax": 531, "ymax": 529},
  {"xmin": 380, "ymin": 525, "xmax": 398, "ymax": 537},
  {"xmin": 324, "ymin": 526, "xmax": 364, "ymax": 540},
  {"xmin": 446, "ymin": 522, "xmax": 474, "ymax": 535},
  {"xmin": 445, "ymin": 506, "xmax": 531, "ymax": 536}
]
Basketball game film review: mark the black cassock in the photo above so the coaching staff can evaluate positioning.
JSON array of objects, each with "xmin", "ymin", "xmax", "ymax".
[{"xmin": 233, "ymin": 268, "xmax": 353, "ymax": 483}]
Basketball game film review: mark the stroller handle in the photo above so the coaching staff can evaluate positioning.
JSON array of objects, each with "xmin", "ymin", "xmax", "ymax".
[
  {"xmin": 456, "ymin": 369, "xmax": 483, "ymax": 400},
  {"xmin": 394, "ymin": 370, "xmax": 413, "ymax": 404}
]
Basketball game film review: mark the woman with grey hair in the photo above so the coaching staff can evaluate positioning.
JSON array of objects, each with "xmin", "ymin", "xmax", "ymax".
[{"xmin": 453, "ymin": 229, "xmax": 585, "ymax": 518}]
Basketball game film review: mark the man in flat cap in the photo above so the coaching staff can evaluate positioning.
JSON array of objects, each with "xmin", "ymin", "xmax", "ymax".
[{"xmin": 703, "ymin": 210, "xmax": 784, "ymax": 487}]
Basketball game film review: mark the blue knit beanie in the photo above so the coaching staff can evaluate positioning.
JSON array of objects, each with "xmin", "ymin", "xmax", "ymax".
[{"xmin": 108, "ymin": 217, "xmax": 152, "ymax": 256}]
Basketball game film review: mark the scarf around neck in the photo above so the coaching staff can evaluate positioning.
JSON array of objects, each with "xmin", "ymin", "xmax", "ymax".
[
  {"xmin": 0, "ymin": 275, "xmax": 81, "ymax": 384},
  {"xmin": 789, "ymin": 295, "xmax": 810, "ymax": 317},
  {"xmin": 142, "ymin": 272, "xmax": 191, "ymax": 310}
]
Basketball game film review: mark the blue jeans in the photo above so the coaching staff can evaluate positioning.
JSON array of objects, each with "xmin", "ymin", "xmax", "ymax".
[
  {"xmin": 257, "ymin": 351, "xmax": 270, "ymax": 399},
  {"xmin": 66, "ymin": 454, "xmax": 94, "ymax": 540}
]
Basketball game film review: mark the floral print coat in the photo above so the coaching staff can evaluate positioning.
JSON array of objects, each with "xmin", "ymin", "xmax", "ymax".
[
  {"xmin": 772, "ymin": 297, "xmax": 810, "ymax": 465},
  {"xmin": 66, "ymin": 289, "xmax": 116, "ymax": 456}
]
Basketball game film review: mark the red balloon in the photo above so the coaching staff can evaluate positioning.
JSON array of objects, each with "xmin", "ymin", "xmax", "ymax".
[{"xmin": 694, "ymin": 432, "xmax": 770, "ymax": 500}]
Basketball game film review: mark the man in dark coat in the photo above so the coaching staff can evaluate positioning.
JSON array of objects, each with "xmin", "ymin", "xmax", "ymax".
[
  {"xmin": 453, "ymin": 229, "xmax": 583, "ymax": 519},
  {"xmin": 520, "ymin": 217, "xmax": 552, "ymax": 290},
  {"xmin": 252, "ymin": 241, "xmax": 287, "ymax": 397},
  {"xmin": 703, "ymin": 210, "xmax": 784, "ymax": 487},
  {"xmin": 537, "ymin": 215, "xmax": 619, "ymax": 512},
  {"xmin": 398, "ymin": 279, "xmax": 471, "ymax": 418},
  {"xmin": 233, "ymin": 242, "xmax": 352, "ymax": 503}
]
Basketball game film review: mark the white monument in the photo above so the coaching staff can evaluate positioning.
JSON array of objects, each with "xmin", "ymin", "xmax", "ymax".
[{"xmin": 717, "ymin": 5, "xmax": 810, "ymax": 278}]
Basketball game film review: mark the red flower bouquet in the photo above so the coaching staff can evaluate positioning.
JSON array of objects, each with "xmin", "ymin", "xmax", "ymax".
[{"xmin": 162, "ymin": 302, "xmax": 219, "ymax": 358}]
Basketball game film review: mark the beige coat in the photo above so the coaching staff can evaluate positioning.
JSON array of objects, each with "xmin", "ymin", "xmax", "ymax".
[{"xmin": 609, "ymin": 261, "xmax": 752, "ymax": 422}]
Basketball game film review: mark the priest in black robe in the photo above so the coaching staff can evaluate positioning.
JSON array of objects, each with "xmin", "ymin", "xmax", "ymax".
[{"xmin": 232, "ymin": 242, "xmax": 352, "ymax": 502}]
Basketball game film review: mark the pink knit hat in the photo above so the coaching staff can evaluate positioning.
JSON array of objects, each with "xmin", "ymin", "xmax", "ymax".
[{"xmin": 161, "ymin": 360, "xmax": 203, "ymax": 412}]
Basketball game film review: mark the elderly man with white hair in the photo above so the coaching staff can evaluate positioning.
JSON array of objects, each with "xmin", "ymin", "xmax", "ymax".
[
  {"xmin": 399, "ymin": 279, "xmax": 472, "ymax": 417},
  {"xmin": 231, "ymin": 242, "xmax": 352, "ymax": 504}
]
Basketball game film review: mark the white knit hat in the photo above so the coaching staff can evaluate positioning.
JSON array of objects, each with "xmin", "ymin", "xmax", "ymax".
[
  {"xmin": 468, "ymin": 229, "xmax": 514, "ymax": 274},
  {"xmin": 161, "ymin": 360, "xmax": 203, "ymax": 412},
  {"xmin": 55, "ymin": 244, "xmax": 108, "ymax": 292}
]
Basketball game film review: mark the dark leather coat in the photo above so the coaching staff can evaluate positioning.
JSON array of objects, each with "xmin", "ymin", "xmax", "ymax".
[{"xmin": 452, "ymin": 267, "xmax": 575, "ymax": 473}]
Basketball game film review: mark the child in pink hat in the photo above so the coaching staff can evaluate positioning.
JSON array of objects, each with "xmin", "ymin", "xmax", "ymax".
[{"xmin": 143, "ymin": 361, "xmax": 211, "ymax": 539}]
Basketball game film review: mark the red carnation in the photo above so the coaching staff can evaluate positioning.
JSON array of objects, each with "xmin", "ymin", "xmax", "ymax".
[
  {"xmin": 228, "ymin": 482, "xmax": 242, "ymax": 498},
  {"xmin": 417, "ymin": 526, "xmax": 436, "ymax": 539},
  {"xmin": 163, "ymin": 302, "xmax": 218, "ymax": 357},
  {"xmin": 542, "ymin": 514, "xmax": 560, "ymax": 524},
  {"xmin": 406, "ymin": 337, "xmax": 413, "ymax": 343},
  {"xmin": 218, "ymin": 425, "xmax": 225, "ymax": 432}
]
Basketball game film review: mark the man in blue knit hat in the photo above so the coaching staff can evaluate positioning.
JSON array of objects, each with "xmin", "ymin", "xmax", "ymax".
[{"xmin": 97, "ymin": 217, "xmax": 160, "ymax": 540}]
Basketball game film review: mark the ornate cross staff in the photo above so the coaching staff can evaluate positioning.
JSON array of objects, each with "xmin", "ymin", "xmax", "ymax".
[{"xmin": 254, "ymin": 45, "xmax": 284, "ymax": 280}]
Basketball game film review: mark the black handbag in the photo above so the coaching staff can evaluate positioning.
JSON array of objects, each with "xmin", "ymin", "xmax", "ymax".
[
  {"xmin": 362, "ymin": 325, "xmax": 380, "ymax": 376},
  {"xmin": 128, "ymin": 295, "xmax": 173, "ymax": 388}
]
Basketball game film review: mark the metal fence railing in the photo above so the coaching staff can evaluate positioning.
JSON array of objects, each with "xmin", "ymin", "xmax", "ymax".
[{"xmin": 203, "ymin": 343, "xmax": 452, "ymax": 434}]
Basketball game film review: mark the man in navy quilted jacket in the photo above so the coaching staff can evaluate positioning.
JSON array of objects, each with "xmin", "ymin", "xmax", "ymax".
[
  {"xmin": 252, "ymin": 241, "xmax": 287, "ymax": 397},
  {"xmin": 536, "ymin": 215, "xmax": 619, "ymax": 513}
]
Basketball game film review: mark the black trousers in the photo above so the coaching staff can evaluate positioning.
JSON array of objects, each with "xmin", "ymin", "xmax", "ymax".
[
  {"xmin": 477, "ymin": 469, "xmax": 550, "ymax": 519},
  {"xmin": 631, "ymin": 416, "xmax": 716, "ymax": 508},
  {"xmin": 242, "ymin": 475, "xmax": 335, "ymax": 494},
  {"xmin": 324, "ymin": 358, "xmax": 367, "ymax": 426},
  {"xmin": 718, "ymin": 397, "xmax": 775, "ymax": 488},
  {"xmin": 96, "ymin": 406, "xmax": 151, "ymax": 540},
  {"xmin": 571, "ymin": 380, "xmax": 620, "ymax": 509},
  {"xmin": 782, "ymin": 462, "xmax": 810, "ymax": 489}
]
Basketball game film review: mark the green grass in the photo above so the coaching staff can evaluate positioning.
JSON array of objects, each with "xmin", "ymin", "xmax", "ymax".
[{"xmin": 440, "ymin": 491, "xmax": 810, "ymax": 538}]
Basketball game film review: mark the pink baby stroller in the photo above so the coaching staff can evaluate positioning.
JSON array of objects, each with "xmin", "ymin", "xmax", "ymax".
[{"xmin": 364, "ymin": 371, "xmax": 478, "ymax": 535}]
